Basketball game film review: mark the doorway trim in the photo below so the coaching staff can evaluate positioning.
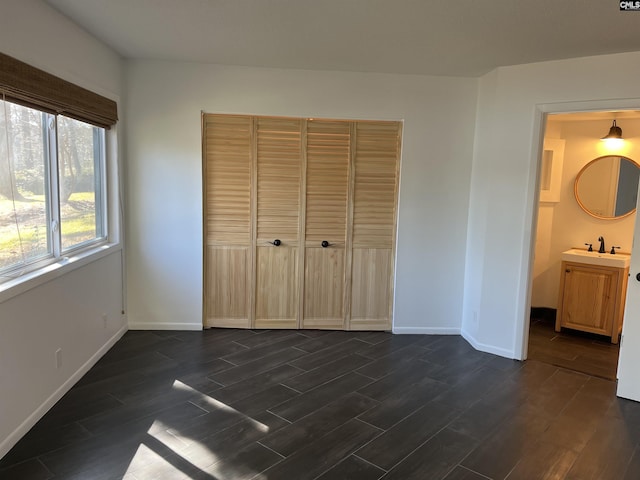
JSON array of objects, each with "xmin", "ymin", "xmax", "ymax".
[{"xmin": 516, "ymin": 97, "xmax": 640, "ymax": 361}]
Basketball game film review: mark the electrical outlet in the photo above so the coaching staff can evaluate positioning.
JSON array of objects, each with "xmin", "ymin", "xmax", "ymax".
[
  {"xmin": 102, "ymin": 313, "xmax": 108, "ymax": 329},
  {"xmin": 55, "ymin": 349, "xmax": 62, "ymax": 369}
]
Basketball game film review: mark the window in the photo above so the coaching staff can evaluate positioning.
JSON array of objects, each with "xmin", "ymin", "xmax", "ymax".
[{"xmin": 0, "ymin": 98, "xmax": 106, "ymax": 278}]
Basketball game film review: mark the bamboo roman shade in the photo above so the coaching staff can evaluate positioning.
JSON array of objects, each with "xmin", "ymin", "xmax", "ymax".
[{"xmin": 0, "ymin": 52, "xmax": 118, "ymax": 129}]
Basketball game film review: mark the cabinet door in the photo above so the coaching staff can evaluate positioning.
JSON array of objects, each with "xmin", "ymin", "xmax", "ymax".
[
  {"xmin": 560, "ymin": 263, "xmax": 617, "ymax": 336},
  {"xmin": 303, "ymin": 120, "xmax": 350, "ymax": 329},
  {"xmin": 254, "ymin": 117, "xmax": 302, "ymax": 328},
  {"xmin": 350, "ymin": 122, "xmax": 401, "ymax": 330},
  {"xmin": 203, "ymin": 115, "xmax": 253, "ymax": 328}
]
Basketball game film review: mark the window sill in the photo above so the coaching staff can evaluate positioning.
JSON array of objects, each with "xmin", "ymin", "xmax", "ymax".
[{"xmin": 0, "ymin": 243, "xmax": 122, "ymax": 304}]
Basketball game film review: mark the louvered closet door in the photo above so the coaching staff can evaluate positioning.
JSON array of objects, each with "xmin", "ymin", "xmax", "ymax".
[
  {"xmin": 350, "ymin": 122, "xmax": 401, "ymax": 330},
  {"xmin": 203, "ymin": 115, "xmax": 253, "ymax": 328},
  {"xmin": 302, "ymin": 120, "xmax": 351, "ymax": 329},
  {"xmin": 254, "ymin": 118, "xmax": 303, "ymax": 329}
]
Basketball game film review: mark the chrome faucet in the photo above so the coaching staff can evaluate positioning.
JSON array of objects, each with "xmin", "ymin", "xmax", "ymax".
[{"xmin": 598, "ymin": 236, "xmax": 606, "ymax": 254}]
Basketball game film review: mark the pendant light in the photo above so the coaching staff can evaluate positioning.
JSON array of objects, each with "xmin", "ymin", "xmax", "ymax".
[
  {"xmin": 602, "ymin": 120, "xmax": 623, "ymax": 140},
  {"xmin": 601, "ymin": 119, "xmax": 624, "ymax": 149}
]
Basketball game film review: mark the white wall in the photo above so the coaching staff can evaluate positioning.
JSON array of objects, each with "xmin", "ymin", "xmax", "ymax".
[
  {"xmin": 532, "ymin": 118, "xmax": 640, "ymax": 309},
  {"xmin": 125, "ymin": 61, "xmax": 478, "ymax": 333},
  {"xmin": 0, "ymin": 0, "xmax": 124, "ymax": 458},
  {"xmin": 463, "ymin": 51, "xmax": 640, "ymax": 359}
]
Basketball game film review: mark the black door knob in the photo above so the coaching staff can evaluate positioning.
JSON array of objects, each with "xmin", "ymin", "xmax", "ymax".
[
  {"xmin": 321, "ymin": 240, "xmax": 330, "ymax": 248},
  {"xmin": 270, "ymin": 239, "xmax": 281, "ymax": 246},
  {"xmin": 636, "ymin": 272, "xmax": 640, "ymax": 282}
]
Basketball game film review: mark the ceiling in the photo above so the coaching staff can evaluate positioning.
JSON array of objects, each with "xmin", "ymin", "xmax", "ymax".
[{"xmin": 45, "ymin": 0, "xmax": 640, "ymax": 77}]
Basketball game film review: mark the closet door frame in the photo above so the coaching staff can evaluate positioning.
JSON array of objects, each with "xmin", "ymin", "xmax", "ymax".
[{"xmin": 203, "ymin": 114, "xmax": 401, "ymax": 331}]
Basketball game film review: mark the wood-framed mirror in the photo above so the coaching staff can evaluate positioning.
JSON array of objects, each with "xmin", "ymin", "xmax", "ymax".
[{"xmin": 574, "ymin": 155, "xmax": 640, "ymax": 219}]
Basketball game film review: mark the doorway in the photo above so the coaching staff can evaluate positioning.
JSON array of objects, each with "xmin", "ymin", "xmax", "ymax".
[{"xmin": 527, "ymin": 111, "xmax": 640, "ymax": 380}]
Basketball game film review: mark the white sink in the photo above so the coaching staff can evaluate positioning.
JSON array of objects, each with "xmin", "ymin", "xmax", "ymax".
[{"xmin": 561, "ymin": 248, "xmax": 630, "ymax": 268}]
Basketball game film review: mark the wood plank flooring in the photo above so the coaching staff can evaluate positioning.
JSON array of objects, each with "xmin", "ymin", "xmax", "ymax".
[
  {"xmin": 528, "ymin": 316, "xmax": 620, "ymax": 380},
  {"xmin": 2, "ymin": 328, "xmax": 639, "ymax": 479}
]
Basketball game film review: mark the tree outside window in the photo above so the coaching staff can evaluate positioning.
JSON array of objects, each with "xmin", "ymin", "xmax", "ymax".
[{"xmin": 0, "ymin": 99, "xmax": 106, "ymax": 276}]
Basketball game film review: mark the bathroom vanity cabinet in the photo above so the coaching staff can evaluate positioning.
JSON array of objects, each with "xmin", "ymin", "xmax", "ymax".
[{"xmin": 555, "ymin": 260, "xmax": 629, "ymax": 343}]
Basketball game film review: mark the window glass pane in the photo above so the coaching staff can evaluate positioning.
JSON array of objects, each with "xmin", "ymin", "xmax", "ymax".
[
  {"xmin": 0, "ymin": 100, "xmax": 49, "ymax": 271},
  {"xmin": 57, "ymin": 116, "xmax": 104, "ymax": 251}
]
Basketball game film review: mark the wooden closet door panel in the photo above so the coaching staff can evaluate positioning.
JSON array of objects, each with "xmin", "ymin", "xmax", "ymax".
[
  {"xmin": 203, "ymin": 114, "xmax": 253, "ymax": 328},
  {"xmin": 255, "ymin": 246, "xmax": 299, "ymax": 328},
  {"xmin": 352, "ymin": 122, "xmax": 400, "ymax": 249},
  {"xmin": 256, "ymin": 117, "xmax": 302, "ymax": 244},
  {"xmin": 205, "ymin": 246, "xmax": 251, "ymax": 328},
  {"xmin": 255, "ymin": 117, "xmax": 303, "ymax": 328},
  {"xmin": 302, "ymin": 120, "xmax": 351, "ymax": 329},
  {"xmin": 305, "ymin": 120, "xmax": 350, "ymax": 243},
  {"xmin": 349, "ymin": 121, "xmax": 401, "ymax": 331},
  {"xmin": 204, "ymin": 115, "xmax": 252, "ymax": 245},
  {"xmin": 303, "ymin": 247, "xmax": 345, "ymax": 329},
  {"xmin": 350, "ymin": 248, "xmax": 393, "ymax": 330}
]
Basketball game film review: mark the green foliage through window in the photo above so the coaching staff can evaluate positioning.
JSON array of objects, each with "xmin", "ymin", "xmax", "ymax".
[{"xmin": 0, "ymin": 99, "xmax": 106, "ymax": 277}]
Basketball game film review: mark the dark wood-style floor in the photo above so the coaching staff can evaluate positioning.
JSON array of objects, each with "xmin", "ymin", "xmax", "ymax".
[
  {"xmin": 2, "ymin": 329, "xmax": 640, "ymax": 480},
  {"xmin": 528, "ymin": 316, "xmax": 620, "ymax": 380}
]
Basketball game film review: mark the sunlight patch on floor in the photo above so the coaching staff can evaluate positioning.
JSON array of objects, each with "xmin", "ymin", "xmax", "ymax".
[
  {"xmin": 172, "ymin": 379, "xmax": 270, "ymax": 432},
  {"xmin": 122, "ymin": 379, "xmax": 275, "ymax": 478},
  {"xmin": 124, "ymin": 443, "xmax": 194, "ymax": 479}
]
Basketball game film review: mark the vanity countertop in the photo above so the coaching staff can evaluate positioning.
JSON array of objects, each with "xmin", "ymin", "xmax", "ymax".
[{"xmin": 561, "ymin": 248, "xmax": 630, "ymax": 269}]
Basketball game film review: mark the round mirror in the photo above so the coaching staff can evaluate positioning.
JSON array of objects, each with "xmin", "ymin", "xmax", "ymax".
[{"xmin": 575, "ymin": 155, "xmax": 640, "ymax": 219}]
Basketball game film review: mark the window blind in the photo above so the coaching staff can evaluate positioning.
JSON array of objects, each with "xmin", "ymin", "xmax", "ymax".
[{"xmin": 0, "ymin": 52, "xmax": 118, "ymax": 129}]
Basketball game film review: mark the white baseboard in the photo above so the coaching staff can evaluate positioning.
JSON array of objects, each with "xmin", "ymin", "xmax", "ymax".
[
  {"xmin": 0, "ymin": 325, "xmax": 128, "ymax": 459},
  {"xmin": 461, "ymin": 328, "xmax": 515, "ymax": 359},
  {"xmin": 128, "ymin": 322, "xmax": 203, "ymax": 331},
  {"xmin": 392, "ymin": 326, "xmax": 461, "ymax": 335}
]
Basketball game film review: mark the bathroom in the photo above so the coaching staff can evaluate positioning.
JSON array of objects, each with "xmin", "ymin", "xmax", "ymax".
[{"xmin": 529, "ymin": 111, "xmax": 640, "ymax": 379}]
